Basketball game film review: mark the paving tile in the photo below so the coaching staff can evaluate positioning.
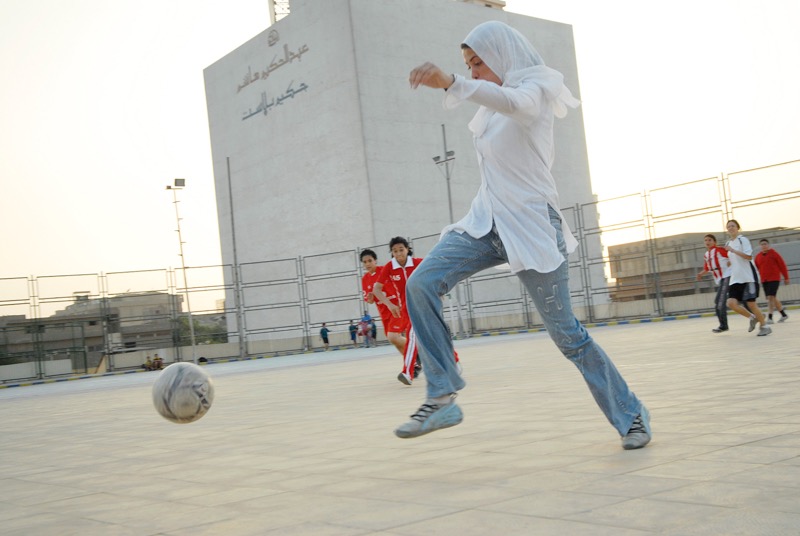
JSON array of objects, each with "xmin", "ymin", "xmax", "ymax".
[
  {"xmin": 660, "ymin": 509, "xmax": 800, "ymax": 536},
  {"xmin": 564, "ymin": 497, "xmax": 729, "ymax": 532},
  {"xmin": 647, "ymin": 480, "xmax": 794, "ymax": 509},
  {"xmin": 392, "ymin": 508, "xmax": 655, "ymax": 535},
  {"xmin": 0, "ymin": 317, "xmax": 797, "ymax": 535}
]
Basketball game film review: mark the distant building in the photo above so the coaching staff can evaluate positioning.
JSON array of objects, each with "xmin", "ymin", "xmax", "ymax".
[
  {"xmin": 608, "ymin": 228, "xmax": 799, "ymax": 302},
  {"xmin": 0, "ymin": 292, "xmax": 183, "ymax": 373}
]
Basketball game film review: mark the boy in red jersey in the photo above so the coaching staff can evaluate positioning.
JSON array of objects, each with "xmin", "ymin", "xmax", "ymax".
[
  {"xmin": 754, "ymin": 239, "xmax": 790, "ymax": 324},
  {"xmin": 361, "ymin": 249, "xmax": 407, "ymax": 356},
  {"xmin": 696, "ymin": 234, "xmax": 731, "ymax": 333}
]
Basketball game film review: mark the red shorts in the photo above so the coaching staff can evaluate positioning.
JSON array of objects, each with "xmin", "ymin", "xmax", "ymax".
[{"xmin": 382, "ymin": 310, "xmax": 409, "ymax": 334}]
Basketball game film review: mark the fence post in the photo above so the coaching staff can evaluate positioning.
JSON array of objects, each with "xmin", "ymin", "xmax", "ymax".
[
  {"xmin": 233, "ymin": 262, "xmax": 247, "ymax": 359},
  {"xmin": 575, "ymin": 203, "xmax": 595, "ymax": 323},
  {"xmin": 298, "ymin": 256, "xmax": 310, "ymax": 351},
  {"xmin": 520, "ymin": 280, "xmax": 532, "ymax": 328},
  {"xmin": 642, "ymin": 191, "xmax": 665, "ymax": 316},
  {"xmin": 165, "ymin": 268, "xmax": 180, "ymax": 363},
  {"xmin": 719, "ymin": 172, "xmax": 733, "ymax": 225}
]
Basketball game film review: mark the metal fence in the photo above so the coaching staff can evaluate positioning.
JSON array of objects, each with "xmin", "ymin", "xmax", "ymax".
[{"xmin": 2, "ymin": 160, "xmax": 798, "ymax": 382}]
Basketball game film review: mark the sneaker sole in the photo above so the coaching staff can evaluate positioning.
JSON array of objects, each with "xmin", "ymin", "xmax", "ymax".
[
  {"xmin": 622, "ymin": 433, "xmax": 651, "ymax": 450},
  {"xmin": 395, "ymin": 403, "xmax": 464, "ymax": 439},
  {"xmin": 397, "ymin": 373, "xmax": 412, "ymax": 386}
]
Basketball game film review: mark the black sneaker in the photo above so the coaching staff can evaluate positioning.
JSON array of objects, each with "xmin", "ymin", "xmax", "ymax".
[
  {"xmin": 711, "ymin": 327, "xmax": 728, "ymax": 333},
  {"xmin": 413, "ymin": 365, "xmax": 421, "ymax": 379}
]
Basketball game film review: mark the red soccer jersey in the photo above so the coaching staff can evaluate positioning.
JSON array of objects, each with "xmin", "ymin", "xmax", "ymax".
[
  {"xmin": 754, "ymin": 248, "xmax": 789, "ymax": 282},
  {"xmin": 376, "ymin": 257, "xmax": 424, "ymax": 311},
  {"xmin": 362, "ymin": 269, "xmax": 398, "ymax": 316}
]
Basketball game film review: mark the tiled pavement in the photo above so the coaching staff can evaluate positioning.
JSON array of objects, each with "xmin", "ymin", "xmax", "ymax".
[{"xmin": 1, "ymin": 314, "xmax": 798, "ymax": 535}]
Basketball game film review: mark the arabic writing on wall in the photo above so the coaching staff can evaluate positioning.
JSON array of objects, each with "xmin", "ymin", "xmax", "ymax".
[
  {"xmin": 241, "ymin": 81, "xmax": 310, "ymax": 121},
  {"xmin": 237, "ymin": 43, "xmax": 309, "ymax": 93}
]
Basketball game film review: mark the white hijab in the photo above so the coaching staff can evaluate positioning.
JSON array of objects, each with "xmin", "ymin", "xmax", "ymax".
[{"xmin": 463, "ymin": 21, "xmax": 580, "ymax": 119}]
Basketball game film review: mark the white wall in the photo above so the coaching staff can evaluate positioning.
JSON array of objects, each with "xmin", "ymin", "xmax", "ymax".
[{"xmin": 0, "ymin": 359, "xmax": 74, "ymax": 382}]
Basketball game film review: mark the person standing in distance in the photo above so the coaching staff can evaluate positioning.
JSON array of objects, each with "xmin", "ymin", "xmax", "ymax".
[
  {"xmin": 696, "ymin": 234, "xmax": 731, "ymax": 333},
  {"xmin": 754, "ymin": 238, "xmax": 790, "ymax": 324},
  {"xmin": 397, "ymin": 21, "xmax": 651, "ymax": 450},
  {"xmin": 319, "ymin": 323, "xmax": 330, "ymax": 351},
  {"xmin": 724, "ymin": 220, "xmax": 771, "ymax": 336},
  {"xmin": 348, "ymin": 320, "xmax": 358, "ymax": 348}
]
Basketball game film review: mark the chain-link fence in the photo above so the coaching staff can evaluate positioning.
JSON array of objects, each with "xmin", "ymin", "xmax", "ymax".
[{"xmin": 2, "ymin": 160, "xmax": 798, "ymax": 383}]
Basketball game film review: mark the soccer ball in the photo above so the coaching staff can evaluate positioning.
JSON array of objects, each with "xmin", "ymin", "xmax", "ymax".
[{"xmin": 152, "ymin": 362, "xmax": 215, "ymax": 423}]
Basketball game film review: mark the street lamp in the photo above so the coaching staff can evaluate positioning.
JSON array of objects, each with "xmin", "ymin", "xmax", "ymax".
[
  {"xmin": 166, "ymin": 178, "xmax": 197, "ymax": 364},
  {"xmin": 432, "ymin": 151, "xmax": 456, "ymax": 224},
  {"xmin": 432, "ymin": 124, "xmax": 466, "ymax": 339}
]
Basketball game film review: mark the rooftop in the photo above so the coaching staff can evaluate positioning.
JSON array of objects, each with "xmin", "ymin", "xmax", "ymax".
[{"xmin": 1, "ymin": 313, "xmax": 798, "ymax": 535}]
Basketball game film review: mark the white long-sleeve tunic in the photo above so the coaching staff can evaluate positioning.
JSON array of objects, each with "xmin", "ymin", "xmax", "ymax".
[{"xmin": 440, "ymin": 72, "xmax": 579, "ymax": 274}]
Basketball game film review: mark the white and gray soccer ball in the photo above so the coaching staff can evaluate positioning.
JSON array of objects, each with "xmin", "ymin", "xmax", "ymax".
[{"xmin": 152, "ymin": 362, "xmax": 215, "ymax": 423}]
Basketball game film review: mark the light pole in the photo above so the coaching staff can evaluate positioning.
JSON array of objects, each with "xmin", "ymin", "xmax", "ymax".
[
  {"xmin": 166, "ymin": 178, "xmax": 197, "ymax": 364},
  {"xmin": 432, "ymin": 124, "xmax": 467, "ymax": 339}
]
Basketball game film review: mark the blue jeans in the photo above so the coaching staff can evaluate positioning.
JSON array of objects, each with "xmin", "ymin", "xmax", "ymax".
[{"xmin": 405, "ymin": 206, "xmax": 645, "ymax": 436}]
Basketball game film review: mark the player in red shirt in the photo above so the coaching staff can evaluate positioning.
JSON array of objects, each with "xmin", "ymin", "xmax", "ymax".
[
  {"xmin": 372, "ymin": 237, "xmax": 424, "ymax": 385},
  {"xmin": 696, "ymin": 234, "xmax": 731, "ymax": 333},
  {"xmin": 373, "ymin": 237, "xmax": 460, "ymax": 385},
  {"xmin": 754, "ymin": 238, "xmax": 790, "ymax": 323},
  {"xmin": 361, "ymin": 248, "xmax": 407, "ymax": 356}
]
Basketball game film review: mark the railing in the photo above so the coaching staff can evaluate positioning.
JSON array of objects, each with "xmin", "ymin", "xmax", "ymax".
[{"xmin": 2, "ymin": 160, "xmax": 798, "ymax": 382}]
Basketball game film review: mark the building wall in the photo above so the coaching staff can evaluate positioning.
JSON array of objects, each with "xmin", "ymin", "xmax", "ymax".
[{"xmin": 204, "ymin": 0, "xmax": 601, "ymax": 340}]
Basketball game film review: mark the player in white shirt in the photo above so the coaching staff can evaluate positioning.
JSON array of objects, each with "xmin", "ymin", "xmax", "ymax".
[
  {"xmin": 724, "ymin": 219, "xmax": 771, "ymax": 336},
  {"xmin": 394, "ymin": 21, "xmax": 650, "ymax": 450}
]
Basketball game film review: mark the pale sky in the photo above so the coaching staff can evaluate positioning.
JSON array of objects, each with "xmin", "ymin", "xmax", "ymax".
[{"xmin": 1, "ymin": 0, "xmax": 799, "ymax": 281}]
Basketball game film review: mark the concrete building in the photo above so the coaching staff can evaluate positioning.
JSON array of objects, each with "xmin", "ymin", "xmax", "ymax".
[
  {"xmin": 204, "ymin": 0, "xmax": 603, "ymax": 342},
  {"xmin": 608, "ymin": 228, "xmax": 799, "ymax": 302},
  {"xmin": 0, "ymin": 292, "xmax": 183, "ymax": 381}
]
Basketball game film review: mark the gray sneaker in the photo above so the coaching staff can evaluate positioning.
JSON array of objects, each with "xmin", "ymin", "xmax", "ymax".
[
  {"xmin": 394, "ymin": 395, "xmax": 463, "ymax": 438},
  {"xmin": 622, "ymin": 407, "xmax": 652, "ymax": 450},
  {"xmin": 748, "ymin": 316, "xmax": 758, "ymax": 332},
  {"xmin": 766, "ymin": 318, "xmax": 775, "ymax": 325},
  {"xmin": 757, "ymin": 326, "xmax": 772, "ymax": 337},
  {"xmin": 397, "ymin": 372, "xmax": 412, "ymax": 386},
  {"xmin": 778, "ymin": 315, "xmax": 788, "ymax": 323}
]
